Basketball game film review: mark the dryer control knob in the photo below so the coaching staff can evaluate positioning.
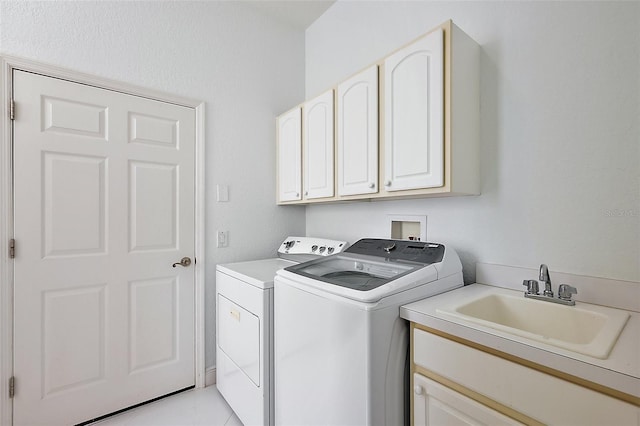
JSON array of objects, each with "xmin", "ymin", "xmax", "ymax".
[{"xmin": 414, "ymin": 385, "xmax": 423, "ymax": 395}]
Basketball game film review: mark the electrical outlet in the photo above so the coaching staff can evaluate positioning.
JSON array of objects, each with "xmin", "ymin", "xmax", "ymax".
[{"xmin": 217, "ymin": 230, "xmax": 229, "ymax": 248}]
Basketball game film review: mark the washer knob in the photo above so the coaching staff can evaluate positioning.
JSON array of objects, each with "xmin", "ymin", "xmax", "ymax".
[
  {"xmin": 319, "ymin": 246, "xmax": 326, "ymax": 253},
  {"xmin": 327, "ymin": 247, "xmax": 335, "ymax": 254},
  {"xmin": 311, "ymin": 245, "xmax": 318, "ymax": 252}
]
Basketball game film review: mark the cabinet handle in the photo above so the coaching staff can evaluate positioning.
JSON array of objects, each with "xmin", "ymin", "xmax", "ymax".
[
  {"xmin": 384, "ymin": 180, "xmax": 392, "ymax": 187},
  {"xmin": 414, "ymin": 385, "xmax": 423, "ymax": 395}
]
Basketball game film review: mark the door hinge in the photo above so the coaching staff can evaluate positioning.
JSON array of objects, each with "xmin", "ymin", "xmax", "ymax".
[
  {"xmin": 9, "ymin": 99, "xmax": 15, "ymax": 121},
  {"xmin": 9, "ymin": 239, "xmax": 15, "ymax": 259},
  {"xmin": 9, "ymin": 376, "xmax": 15, "ymax": 398}
]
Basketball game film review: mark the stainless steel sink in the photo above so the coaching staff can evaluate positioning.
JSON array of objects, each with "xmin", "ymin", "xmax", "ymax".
[{"xmin": 437, "ymin": 293, "xmax": 630, "ymax": 359}]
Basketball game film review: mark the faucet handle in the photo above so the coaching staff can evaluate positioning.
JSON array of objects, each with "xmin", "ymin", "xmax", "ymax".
[
  {"xmin": 523, "ymin": 279, "xmax": 539, "ymax": 295},
  {"xmin": 558, "ymin": 284, "xmax": 577, "ymax": 301}
]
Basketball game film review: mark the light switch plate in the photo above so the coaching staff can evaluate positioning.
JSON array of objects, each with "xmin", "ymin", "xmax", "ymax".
[{"xmin": 216, "ymin": 184, "xmax": 229, "ymax": 202}]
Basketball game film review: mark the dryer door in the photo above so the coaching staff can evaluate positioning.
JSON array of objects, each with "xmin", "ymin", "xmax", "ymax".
[{"xmin": 218, "ymin": 294, "xmax": 260, "ymax": 385}]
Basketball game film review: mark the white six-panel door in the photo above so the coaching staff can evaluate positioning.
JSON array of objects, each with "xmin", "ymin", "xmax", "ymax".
[{"xmin": 12, "ymin": 70, "xmax": 196, "ymax": 425}]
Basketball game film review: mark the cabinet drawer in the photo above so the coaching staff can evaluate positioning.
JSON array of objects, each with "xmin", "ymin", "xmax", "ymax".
[{"xmin": 414, "ymin": 328, "xmax": 640, "ymax": 425}]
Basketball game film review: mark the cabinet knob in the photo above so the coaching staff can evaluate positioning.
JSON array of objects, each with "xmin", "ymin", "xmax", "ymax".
[
  {"xmin": 414, "ymin": 385, "xmax": 423, "ymax": 395},
  {"xmin": 368, "ymin": 183, "xmax": 375, "ymax": 189},
  {"xmin": 295, "ymin": 192, "xmax": 300, "ymax": 198},
  {"xmin": 304, "ymin": 191, "xmax": 308, "ymax": 196},
  {"xmin": 384, "ymin": 180, "xmax": 391, "ymax": 187}
]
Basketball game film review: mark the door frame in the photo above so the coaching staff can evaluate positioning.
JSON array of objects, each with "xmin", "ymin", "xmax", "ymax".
[{"xmin": 0, "ymin": 55, "xmax": 207, "ymax": 425}]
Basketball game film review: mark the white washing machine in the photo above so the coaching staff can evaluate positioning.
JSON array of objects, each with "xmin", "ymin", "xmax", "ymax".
[
  {"xmin": 215, "ymin": 237, "xmax": 348, "ymax": 426},
  {"xmin": 274, "ymin": 238, "xmax": 463, "ymax": 426}
]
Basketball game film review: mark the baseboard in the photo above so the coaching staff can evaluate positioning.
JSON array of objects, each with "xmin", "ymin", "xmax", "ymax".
[{"xmin": 205, "ymin": 367, "xmax": 216, "ymax": 386}]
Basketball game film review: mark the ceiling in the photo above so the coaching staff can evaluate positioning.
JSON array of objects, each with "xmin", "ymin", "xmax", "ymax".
[{"xmin": 241, "ymin": 0, "xmax": 336, "ymax": 30}]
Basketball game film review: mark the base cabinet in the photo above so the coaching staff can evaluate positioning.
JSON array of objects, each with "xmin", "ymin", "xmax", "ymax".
[
  {"xmin": 413, "ymin": 374, "xmax": 522, "ymax": 426},
  {"xmin": 411, "ymin": 326, "xmax": 640, "ymax": 426}
]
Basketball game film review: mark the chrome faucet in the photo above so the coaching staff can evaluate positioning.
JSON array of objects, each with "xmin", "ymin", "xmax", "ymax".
[
  {"xmin": 539, "ymin": 264, "xmax": 553, "ymax": 297},
  {"xmin": 523, "ymin": 264, "xmax": 577, "ymax": 306}
]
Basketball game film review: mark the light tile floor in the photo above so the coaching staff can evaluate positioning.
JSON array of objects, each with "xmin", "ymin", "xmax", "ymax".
[{"xmin": 94, "ymin": 386, "xmax": 243, "ymax": 426}]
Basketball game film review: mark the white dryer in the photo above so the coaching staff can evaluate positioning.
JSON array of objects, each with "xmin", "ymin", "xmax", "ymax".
[
  {"xmin": 274, "ymin": 238, "xmax": 463, "ymax": 426},
  {"xmin": 215, "ymin": 237, "xmax": 348, "ymax": 426}
]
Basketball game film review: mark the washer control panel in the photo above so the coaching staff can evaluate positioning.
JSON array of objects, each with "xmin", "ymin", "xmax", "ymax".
[
  {"xmin": 278, "ymin": 236, "xmax": 349, "ymax": 260},
  {"xmin": 345, "ymin": 238, "xmax": 445, "ymax": 264}
]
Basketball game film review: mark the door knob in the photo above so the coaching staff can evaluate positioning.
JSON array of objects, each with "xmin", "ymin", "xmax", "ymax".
[{"xmin": 172, "ymin": 257, "xmax": 192, "ymax": 268}]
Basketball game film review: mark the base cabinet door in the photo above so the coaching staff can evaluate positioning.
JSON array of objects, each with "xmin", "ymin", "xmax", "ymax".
[{"xmin": 413, "ymin": 374, "xmax": 523, "ymax": 426}]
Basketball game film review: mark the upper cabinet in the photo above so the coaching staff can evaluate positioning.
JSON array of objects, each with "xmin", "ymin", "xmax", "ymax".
[
  {"xmin": 303, "ymin": 90, "xmax": 335, "ymax": 200},
  {"xmin": 337, "ymin": 65, "xmax": 379, "ymax": 196},
  {"xmin": 276, "ymin": 107, "xmax": 302, "ymax": 203},
  {"xmin": 276, "ymin": 20, "xmax": 479, "ymax": 205},
  {"xmin": 380, "ymin": 21, "xmax": 480, "ymax": 198},
  {"xmin": 382, "ymin": 28, "xmax": 444, "ymax": 192}
]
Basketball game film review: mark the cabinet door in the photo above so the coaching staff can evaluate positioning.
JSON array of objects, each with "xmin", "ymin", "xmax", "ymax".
[
  {"xmin": 413, "ymin": 374, "xmax": 523, "ymax": 426},
  {"xmin": 277, "ymin": 107, "xmax": 302, "ymax": 202},
  {"xmin": 337, "ymin": 65, "xmax": 378, "ymax": 196},
  {"xmin": 303, "ymin": 90, "xmax": 334, "ymax": 199},
  {"xmin": 383, "ymin": 28, "xmax": 444, "ymax": 192}
]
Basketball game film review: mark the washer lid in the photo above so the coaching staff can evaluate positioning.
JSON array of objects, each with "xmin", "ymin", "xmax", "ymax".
[{"xmin": 283, "ymin": 253, "xmax": 424, "ymax": 292}]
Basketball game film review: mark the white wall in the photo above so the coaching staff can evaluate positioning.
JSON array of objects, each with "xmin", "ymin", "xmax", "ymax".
[
  {"xmin": 305, "ymin": 1, "xmax": 640, "ymax": 283},
  {"xmin": 0, "ymin": 0, "xmax": 306, "ymax": 369}
]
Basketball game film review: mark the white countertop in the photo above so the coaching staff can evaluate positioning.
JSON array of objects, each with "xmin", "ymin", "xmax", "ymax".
[{"xmin": 401, "ymin": 283, "xmax": 640, "ymax": 399}]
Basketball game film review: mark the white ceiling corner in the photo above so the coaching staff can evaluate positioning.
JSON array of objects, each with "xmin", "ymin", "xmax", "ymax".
[{"xmin": 241, "ymin": 0, "xmax": 336, "ymax": 30}]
